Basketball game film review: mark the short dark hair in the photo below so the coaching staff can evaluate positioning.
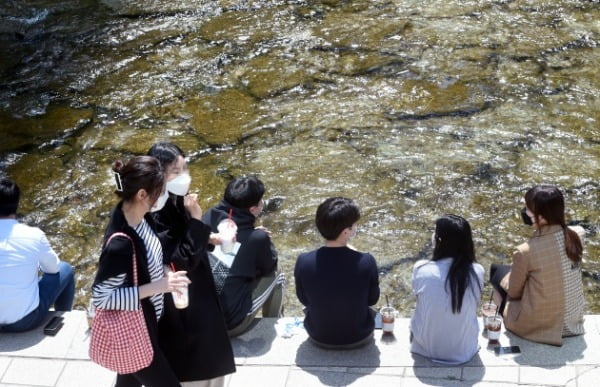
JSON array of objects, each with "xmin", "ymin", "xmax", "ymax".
[
  {"xmin": 112, "ymin": 156, "xmax": 165, "ymax": 202},
  {"xmin": 224, "ymin": 176, "xmax": 265, "ymax": 209},
  {"xmin": 147, "ymin": 142, "xmax": 185, "ymax": 168},
  {"xmin": 315, "ymin": 197, "xmax": 360, "ymax": 241},
  {"xmin": 0, "ymin": 177, "xmax": 20, "ymax": 216}
]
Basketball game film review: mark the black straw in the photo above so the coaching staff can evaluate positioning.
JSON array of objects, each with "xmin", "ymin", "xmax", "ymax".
[
  {"xmin": 386, "ymin": 295, "xmax": 390, "ymax": 307},
  {"xmin": 488, "ymin": 290, "xmax": 494, "ymax": 305}
]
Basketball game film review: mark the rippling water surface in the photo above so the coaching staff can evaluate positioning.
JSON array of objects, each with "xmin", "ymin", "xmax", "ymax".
[{"xmin": 1, "ymin": 0, "xmax": 598, "ymax": 315}]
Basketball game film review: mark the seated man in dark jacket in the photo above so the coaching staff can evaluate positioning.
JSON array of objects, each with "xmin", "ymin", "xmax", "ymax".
[
  {"xmin": 203, "ymin": 176, "xmax": 284, "ymax": 336},
  {"xmin": 294, "ymin": 197, "xmax": 380, "ymax": 349}
]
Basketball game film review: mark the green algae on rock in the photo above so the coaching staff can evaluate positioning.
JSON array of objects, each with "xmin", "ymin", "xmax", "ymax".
[
  {"xmin": 185, "ymin": 89, "xmax": 256, "ymax": 145},
  {"xmin": 0, "ymin": 105, "xmax": 93, "ymax": 153}
]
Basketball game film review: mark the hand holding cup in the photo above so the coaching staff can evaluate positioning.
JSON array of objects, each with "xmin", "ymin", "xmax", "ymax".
[
  {"xmin": 217, "ymin": 219, "xmax": 238, "ymax": 253},
  {"xmin": 167, "ymin": 270, "xmax": 190, "ymax": 290},
  {"xmin": 167, "ymin": 270, "xmax": 190, "ymax": 309}
]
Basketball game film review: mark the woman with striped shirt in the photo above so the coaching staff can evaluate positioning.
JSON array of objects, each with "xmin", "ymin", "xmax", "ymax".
[{"xmin": 92, "ymin": 156, "xmax": 190, "ymax": 387}]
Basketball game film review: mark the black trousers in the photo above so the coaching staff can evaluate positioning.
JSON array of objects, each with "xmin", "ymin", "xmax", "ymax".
[{"xmin": 489, "ymin": 263, "xmax": 511, "ymax": 315}]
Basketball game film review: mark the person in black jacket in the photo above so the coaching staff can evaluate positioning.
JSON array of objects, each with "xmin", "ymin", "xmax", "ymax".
[
  {"xmin": 92, "ymin": 156, "xmax": 190, "ymax": 387},
  {"xmin": 203, "ymin": 176, "xmax": 285, "ymax": 337},
  {"xmin": 148, "ymin": 142, "xmax": 235, "ymax": 386}
]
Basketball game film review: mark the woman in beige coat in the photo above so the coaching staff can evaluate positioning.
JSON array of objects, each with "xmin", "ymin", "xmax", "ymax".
[{"xmin": 491, "ymin": 185, "xmax": 585, "ymax": 346}]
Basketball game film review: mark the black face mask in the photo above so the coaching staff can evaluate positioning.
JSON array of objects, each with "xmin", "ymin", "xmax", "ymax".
[{"xmin": 521, "ymin": 207, "xmax": 533, "ymax": 226}]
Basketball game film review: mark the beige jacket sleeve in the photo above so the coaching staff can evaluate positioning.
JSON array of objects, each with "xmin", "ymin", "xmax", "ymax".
[{"xmin": 507, "ymin": 248, "xmax": 528, "ymax": 300}]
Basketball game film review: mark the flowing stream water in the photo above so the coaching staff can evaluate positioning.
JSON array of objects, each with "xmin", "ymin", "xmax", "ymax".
[{"xmin": 1, "ymin": 0, "xmax": 599, "ymax": 316}]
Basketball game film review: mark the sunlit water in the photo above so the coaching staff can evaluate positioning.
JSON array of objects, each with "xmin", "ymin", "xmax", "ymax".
[{"xmin": 1, "ymin": 0, "xmax": 598, "ymax": 316}]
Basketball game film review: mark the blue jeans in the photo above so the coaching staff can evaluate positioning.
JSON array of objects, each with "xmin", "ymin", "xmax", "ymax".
[{"xmin": 0, "ymin": 262, "xmax": 75, "ymax": 332}]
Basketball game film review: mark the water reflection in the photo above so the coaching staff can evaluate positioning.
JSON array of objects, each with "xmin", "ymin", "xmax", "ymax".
[{"xmin": 0, "ymin": 0, "xmax": 598, "ymax": 315}]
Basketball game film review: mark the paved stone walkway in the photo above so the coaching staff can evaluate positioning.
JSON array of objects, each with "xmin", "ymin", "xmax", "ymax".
[{"xmin": 1, "ymin": 312, "xmax": 599, "ymax": 386}]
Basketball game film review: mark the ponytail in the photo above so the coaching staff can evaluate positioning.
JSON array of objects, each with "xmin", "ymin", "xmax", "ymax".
[
  {"xmin": 111, "ymin": 156, "xmax": 164, "ymax": 202},
  {"xmin": 564, "ymin": 226, "xmax": 583, "ymax": 266}
]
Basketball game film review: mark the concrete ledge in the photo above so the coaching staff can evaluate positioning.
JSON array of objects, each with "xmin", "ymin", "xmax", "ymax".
[
  {"xmin": 230, "ymin": 315, "xmax": 600, "ymax": 386},
  {"xmin": 1, "ymin": 312, "xmax": 600, "ymax": 386}
]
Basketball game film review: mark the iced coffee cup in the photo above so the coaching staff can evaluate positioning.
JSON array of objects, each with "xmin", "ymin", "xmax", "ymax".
[
  {"xmin": 380, "ymin": 306, "xmax": 396, "ymax": 334},
  {"xmin": 217, "ymin": 218, "xmax": 237, "ymax": 254},
  {"xmin": 486, "ymin": 315, "xmax": 502, "ymax": 344},
  {"xmin": 173, "ymin": 286, "xmax": 189, "ymax": 309},
  {"xmin": 481, "ymin": 302, "xmax": 497, "ymax": 336}
]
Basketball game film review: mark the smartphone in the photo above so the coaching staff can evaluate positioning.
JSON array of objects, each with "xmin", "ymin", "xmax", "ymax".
[
  {"xmin": 521, "ymin": 207, "xmax": 533, "ymax": 225},
  {"xmin": 43, "ymin": 316, "xmax": 64, "ymax": 336},
  {"xmin": 374, "ymin": 312, "xmax": 382, "ymax": 329},
  {"xmin": 494, "ymin": 345, "xmax": 521, "ymax": 355}
]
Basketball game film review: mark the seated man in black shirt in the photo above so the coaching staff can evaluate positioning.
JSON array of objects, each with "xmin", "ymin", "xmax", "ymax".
[
  {"xmin": 204, "ymin": 176, "xmax": 284, "ymax": 336},
  {"xmin": 294, "ymin": 197, "xmax": 380, "ymax": 349}
]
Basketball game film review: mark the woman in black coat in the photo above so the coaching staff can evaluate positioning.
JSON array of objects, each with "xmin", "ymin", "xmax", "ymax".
[
  {"xmin": 148, "ymin": 142, "xmax": 235, "ymax": 385},
  {"xmin": 92, "ymin": 156, "xmax": 190, "ymax": 387}
]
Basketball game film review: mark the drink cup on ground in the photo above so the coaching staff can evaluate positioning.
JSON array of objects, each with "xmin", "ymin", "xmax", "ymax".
[
  {"xmin": 87, "ymin": 302, "xmax": 95, "ymax": 329},
  {"xmin": 380, "ymin": 306, "xmax": 396, "ymax": 334},
  {"xmin": 486, "ymin": 315, "xmax": 502, "ymax": 344},
  {"xmin": 218, "ymin": 219, "xmax": 237, "ymax": 253},
  {"xmin": 481, "ymin": 301, "xmax": 497, "ymax": 336},
  {"xmin": 173, "ymin": 286, "xmax": 189, "ymax": 309}
]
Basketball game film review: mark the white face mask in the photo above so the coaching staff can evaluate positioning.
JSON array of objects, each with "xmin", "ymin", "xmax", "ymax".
[
  {"xmin": 166, "ymin": 172, "xmax": 191, "ymax": 196},
  {"xmin": 150, "ymin": 189, "xmax": 169, "ymax": 212}
]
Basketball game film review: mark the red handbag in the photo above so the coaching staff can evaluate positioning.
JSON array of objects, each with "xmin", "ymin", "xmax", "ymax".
[{"xmin": 89, "ymin": 232, "xmax": 154, "ymax": 374}]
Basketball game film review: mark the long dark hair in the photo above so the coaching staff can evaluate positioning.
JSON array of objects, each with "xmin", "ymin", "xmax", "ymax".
[
  {"xmin": 525, "ymin": 185, "xmax": 583, "ymax": 265},
  {"xmin": 432, "ymin": 214, "xmax": 479, "ymax": 314}
]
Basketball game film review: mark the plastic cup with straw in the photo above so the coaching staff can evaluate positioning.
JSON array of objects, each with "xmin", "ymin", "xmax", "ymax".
[
  {"xmin": 218, "ymin": 208, "xmax": 237, "ymax": 254},
  {"xmin": 481, "ymin": 290, "xmax": 497, "ymax": 335},
  {"xmin": 486, "ymin": 300, "xmax": 502, "ymax": 343},
  {"xmin": 381, "ymin": 295, "xmax": 395, "ymax": 334},
  {"xmin": 170, "ymin": 262, "xmax": 189, "ymax": 309}
]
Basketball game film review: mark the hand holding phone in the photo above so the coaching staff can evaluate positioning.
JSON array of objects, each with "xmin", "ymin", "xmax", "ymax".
[{"xmin": 494, "ymin": 345, "xmax": 521, "ymax": 355}]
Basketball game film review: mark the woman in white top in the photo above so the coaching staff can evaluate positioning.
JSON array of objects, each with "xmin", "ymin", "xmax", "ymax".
[{"xmin": 410, "ymin": 214, "xmax": 484, "ymax": 364}]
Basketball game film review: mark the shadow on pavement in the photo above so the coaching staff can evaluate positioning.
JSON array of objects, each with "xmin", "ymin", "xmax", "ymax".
[
  {"xmin": 230, "ymin": 318, "xmax": 278, "ymax": 357},
  {"xmin": 0, "ymin": 313, "xmax": 60, "ymax": 352},
  {"xmin": 295, "ymin": 337, "xmax": 381, "ymax": 386},
  {"xmin": 411, "ymin": 352, "xmax": 484, "ymax": 386},
  {"xmin": 508, "ymin": 332, "xmax": 587, "ymax": 369}
]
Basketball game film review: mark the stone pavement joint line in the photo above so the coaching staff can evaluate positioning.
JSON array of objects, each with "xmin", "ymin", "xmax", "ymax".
[{"xmin": 1, "ymin": 312, "xmax": 599, "ymax": 386}]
